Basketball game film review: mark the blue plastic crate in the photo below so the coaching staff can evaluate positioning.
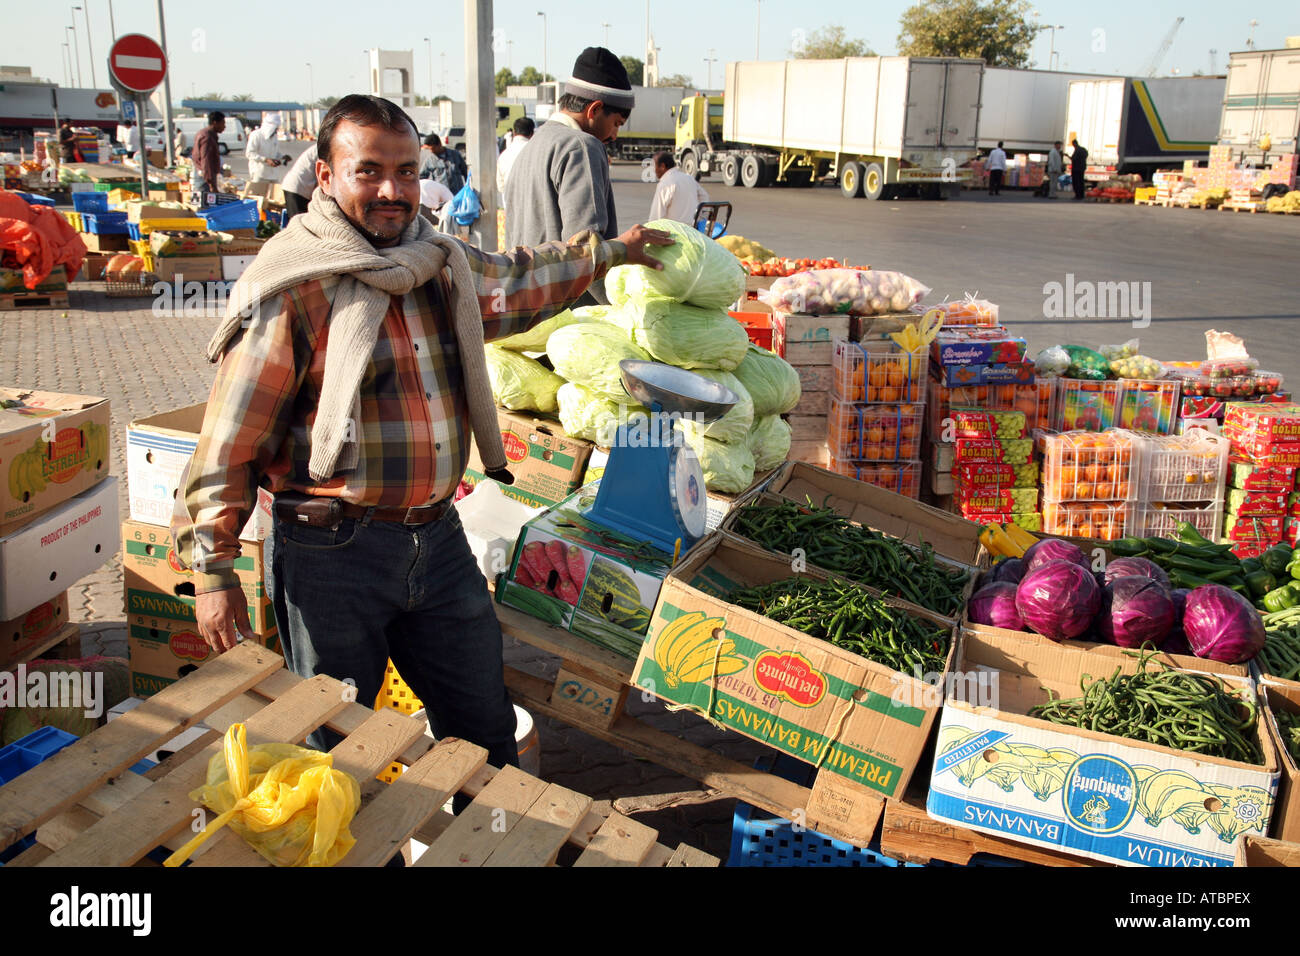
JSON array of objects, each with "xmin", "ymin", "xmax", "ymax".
[
  {"xmin": 127, "ymin": 221, "xmax": 145, "ymax": 240},
  {"xmin": 81, "ymin": 211, "xmax": 130, "ymax": 235},
  {"xmin": 0, "ymin": 726, "xmax": 78, "ymax": 786},
  {"xmin": 199, "ymin": 199, "xmax": 259, "ymax": 230},
  {"xmin": 15, "ymin": 191, "xmax": 57, "ymax": 208},
  {"xmin": 72, "ymin": 192, "xmax": 109, "ymax": 213}
]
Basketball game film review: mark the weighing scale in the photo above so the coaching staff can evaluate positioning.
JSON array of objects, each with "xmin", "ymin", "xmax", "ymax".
[{"xmin": 586, "ymin": 360, "xmax": 738, "ymax": 556}]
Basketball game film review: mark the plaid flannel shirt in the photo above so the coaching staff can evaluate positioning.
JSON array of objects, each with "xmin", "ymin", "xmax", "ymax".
[{"xmin": 173, "ymin": 233, "xmax": 625, "ymax": 594}]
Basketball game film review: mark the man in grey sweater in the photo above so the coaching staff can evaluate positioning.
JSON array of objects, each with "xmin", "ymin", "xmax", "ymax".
[{"xmin": 504, "ymin": 47, "xmax": 634, "ymax": 304}]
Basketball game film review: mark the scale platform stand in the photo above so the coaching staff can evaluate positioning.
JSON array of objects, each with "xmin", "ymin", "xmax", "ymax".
[{"xmin": 586, "ymin": 360, "xmax": 738, "ymax": 556}]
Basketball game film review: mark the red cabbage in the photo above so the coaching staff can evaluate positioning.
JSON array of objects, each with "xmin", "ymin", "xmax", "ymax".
[
  {"xmin": 1015, "ymin": 559, "xmax": 1101, "ymax": 641},
  {"xmin": 990, "ymin": 558, "xmax": 1026, "ymax": 585},
  {"xmin": 1023, "ymin": 538, "xmax": 1090, "ymax": 574},
  {"xmin": 1098, "ymin": 576, "xmax": 1176, "ymax": 649},
  {"xmin": 1161, "ymin": 588, "xmax": 1191, "ymax": 654},
  {"xmin": 1182, "ymin": 585, "xmax": 1266, "ymax": 663},
  {"xmin": 1103, "ymin": 556, "xmax": 1170, "ymax": 591},
  {"xmin": 968, "ymin": 582, "xmax": 1025, "ymax": 630}
]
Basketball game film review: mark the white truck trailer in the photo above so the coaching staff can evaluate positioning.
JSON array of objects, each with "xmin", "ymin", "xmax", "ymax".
[
  {"xmin": 1218, "ymin": 47, "xmax": 1300, "ymax": 185},
  {"xmin": 681, "ymin": 56, "xmax": 985, "ymax": 200},
  {"xmin": 978, "ymin": 67, "xmax": 1117, "ymax": 154}
]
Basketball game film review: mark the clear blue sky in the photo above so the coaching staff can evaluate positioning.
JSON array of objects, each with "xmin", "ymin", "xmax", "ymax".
[{"xmin": 4, "ymin": 0, "xmax": 1297, "ymax": 103}]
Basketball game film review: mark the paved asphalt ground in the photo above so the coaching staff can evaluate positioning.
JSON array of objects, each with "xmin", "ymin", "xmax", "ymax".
[{"xmin": 4, "ymin": 155, "xmax": 1297, "ymax": 863}]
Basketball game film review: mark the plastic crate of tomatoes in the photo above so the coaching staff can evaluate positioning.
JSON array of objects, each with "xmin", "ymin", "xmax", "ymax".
[
  {"xmin": 1042, "ymin": 500, "xmax": 1132, "ymax": 541},
  {"xmin": 826, "ymin": 399, "xmax": 924, "ymax": 461},
  {"xmin": 832, "ymin": 339, "xmax": 927, "ymax": 403},
  {"xmin": 1041, "ymin": 430, "xmax": 1136, "ymax": 502},
  {"xmin": 743, "ymin": 256, "xmax": 866, "ymax": 278},
  {"xmin": 824, "ymin": 458, "xmax": 921, "ymax": 497}
]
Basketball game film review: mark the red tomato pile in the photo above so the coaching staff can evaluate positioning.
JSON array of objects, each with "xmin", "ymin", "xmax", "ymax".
[{"xmin": 742, "ymin": 257, "xmax": 866, "ymax": 277}]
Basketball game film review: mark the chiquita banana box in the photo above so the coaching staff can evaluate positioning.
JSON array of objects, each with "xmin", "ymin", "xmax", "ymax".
[
  {"xmin": 635, "ymin": 533, "xmax": 956, "ymax": 820},
  {"xmin": 927, "ymin": 628, "xmax": 1279, "ymax": 867}
]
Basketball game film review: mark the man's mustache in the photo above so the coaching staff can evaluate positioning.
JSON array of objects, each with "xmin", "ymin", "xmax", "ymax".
[{"xmin": 367, "ymin": 201, "xmax": 412, "ymax": 213}]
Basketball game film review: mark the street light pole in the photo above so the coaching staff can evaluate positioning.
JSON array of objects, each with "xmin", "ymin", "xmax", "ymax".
[
  {"xmin": 81, "ymin": 4, "xmax": 96, "ymax": 86},
  {"xmin": 602, "ymin": 22, "xmax": 611, "ymax": 47},
  {"xmin": 154, "ymin": 0, "xmax": 176, "ymax": 166},
  {"xmin": 108, "ymin": 0, "xmax": 116, "ymax": 40},
  {"xmin": 537, "ymin": 11, "xmax": 548, "ymax": 82},
  {"xmin": 705, "ymin": 53, "xmax": 717, "ymax": 89},
  {"xmin": 425, "ymin": 37, "xmax": 433, "ymax": 105},
  {"xmin": 1047, "ymin": 25, "xmax": 1064, "ymax": 71},
  {"xmin": 68, "ymin": 19, "xmax": 81, "ymax": 87},
  {"xmin": 441, "ymin": 50, "xmax": 447, "ymax": 97},
  {"xmin": 306, "ymin": 62, "xmax": 314, "ymax": 107},
  {"xmin": 755, "ymin": 0, "xmax": 761, "ymax": 60},
  {"xmin": 62, "ymin": 42, "xmax": 72, "ymax": 87}
]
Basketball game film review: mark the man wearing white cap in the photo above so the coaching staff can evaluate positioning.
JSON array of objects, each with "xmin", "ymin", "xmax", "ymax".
[
  {"xmin": 246, "ymin": 111, "xmax": 286, "ymax": 183},
  {"xmin": 504, "ymin": 47, "xmax": 633, "ymax": 303}
]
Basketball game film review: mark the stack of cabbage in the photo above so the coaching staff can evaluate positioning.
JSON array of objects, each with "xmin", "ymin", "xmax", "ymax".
[{"xmin": 486, "ymin": 219, "xmax": 801, "ymax": 493}]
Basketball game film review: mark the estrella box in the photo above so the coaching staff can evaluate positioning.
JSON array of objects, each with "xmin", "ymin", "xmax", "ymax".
[
  {"xmin": 927, "ymin": 628, "xmax": 1278, "ymax": 867},
  {"xmin": 635, "ymin": 532, "xmax": 956, "ymax": 848}
]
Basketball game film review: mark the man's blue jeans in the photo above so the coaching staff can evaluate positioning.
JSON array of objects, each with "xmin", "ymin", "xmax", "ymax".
[{"xmin": 263, "ymin": 503, "xmax": 520, "ymax": 772}]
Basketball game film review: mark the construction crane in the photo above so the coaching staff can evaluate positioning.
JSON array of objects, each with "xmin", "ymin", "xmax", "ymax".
[{"xmin": 1145, "ymin": 16, "xmax": 1185, "ymax": 76}]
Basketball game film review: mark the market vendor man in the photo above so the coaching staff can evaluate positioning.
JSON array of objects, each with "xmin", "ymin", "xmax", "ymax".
[
  {"xmin": 171, "ymin": 94, "xmax": 671, "ymax": 768},
  {"xmin": 504, "ymin": 46, "xmax": 633, "ymax": 304}
]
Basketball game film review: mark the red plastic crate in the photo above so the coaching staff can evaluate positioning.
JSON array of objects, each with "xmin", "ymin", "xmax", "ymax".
[{"xmin": 729, "ymin": 310, "xmax": 773, "ymax": 351}]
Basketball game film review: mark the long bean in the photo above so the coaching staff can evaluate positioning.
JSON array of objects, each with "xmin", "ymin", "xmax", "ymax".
[
  {"xmin": 1258, "ymin": 613, "xmax": 1300, "ymax": 681},
  {"xmin": 1276, "ymin": 711, "xmax": 1300, "ymax": 767},
  {"xmin": 730, "ymin": 576, "xmax": 950, "ymax": 675},
  {"xmin": 731, "ymin": 499, "xmax": 970, "ymax": 616},
  {"xmin": 1028, "ymin": 646, "xmax": 1263, "ymax": 764}
]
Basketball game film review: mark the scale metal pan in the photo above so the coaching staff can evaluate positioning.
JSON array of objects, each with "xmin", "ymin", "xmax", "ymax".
[{"xmin": 618, "ymin": 360, "xmax": 738, "ymax": 424}]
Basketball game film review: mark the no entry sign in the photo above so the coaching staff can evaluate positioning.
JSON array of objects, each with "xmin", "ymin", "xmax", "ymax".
[{"xmin": 108, "ymin": 34, "xmax": 167, "ymax": 94}]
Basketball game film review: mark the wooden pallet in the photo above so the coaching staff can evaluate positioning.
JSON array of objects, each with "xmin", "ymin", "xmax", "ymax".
[
  {"xmin": 1085, "ymin": 195, "xmax": 1131, "ymax": 203},
  {"xmin": 1171, "ymin": 198, "xmax": 1213, "ymax": 209},
  {"xmin": 1133, "ymin": 197, "xmax": 1162, "ymax": 206},
  {"xmin": 0, "ymin": 289, "xmax": 69, "ymax": 311},
  {"xmin": 1220, "ymin": 201, "xmax": 1266, "ymax": 214},
  {"xmin": 0, "ymin": 641, "xmax": 718, "ymax": 868},
  {"xmin": 878, "ymin": 783, "xmax": 1105, "ymax": 867},
  {"xmin": 495, "ymin": 602, "xmax": 890, "ymax": 849}
]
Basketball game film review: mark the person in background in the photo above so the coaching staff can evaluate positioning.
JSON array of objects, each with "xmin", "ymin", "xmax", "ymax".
[
  {"xmin": 191, "ymin": 112, "xmax": 225, "ymax": 210},
  {"xmin": 419, "ymin": 133, "xmax": 468, "ymax": 194},
  {"xmin": 496, "ymin": 116, "xmax": 534, "ymax": 208},
  {"xmin": 987, "ymin": 141, "xmax": 1007, "ymax": 197},
  {"xmin": 124, "ymin": 120, "xmax": 140, "ymax": 159},
  {"xmin": 174, "ymin": 125, "xmax": 187, "ymax": 158},
  {"xmin": 1071, "ymin": 139, "xmax": 1089, "ymax": 200},
  {"xmin": 59, "ymin": 120, "xmax": 78, "ymax": 163},
  {"xmin": 420, "ymin": 178, "xmax": 455, "ymax": 230},
  {"xmin": 281, "ymin": 143, "xmax": 318, "ymax": 219},
  {"xmin": 1046, "ymin": 140, "xmax": 1064, "ymax": 199},
  {"xmin": 504, "ymin": 46, "xmax": 634, "ymax": 303},
  {"xmin": 247, "ymin": 112, "xmax": 285, "ymax": 183},
  {"xmin": 648, "ymin": 150, "xmax": 709, "ymax": 225}
]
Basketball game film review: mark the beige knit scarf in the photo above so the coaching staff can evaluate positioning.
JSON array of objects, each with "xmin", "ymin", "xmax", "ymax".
[{"xmin": 206, "ymin": 186, "xmax": 506, "ymax": 482}]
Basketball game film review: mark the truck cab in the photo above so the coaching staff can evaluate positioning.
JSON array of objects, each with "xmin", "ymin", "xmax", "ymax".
[{"xmin": 673, "ymin": 94, "xmax": 724, "ymax": 176}]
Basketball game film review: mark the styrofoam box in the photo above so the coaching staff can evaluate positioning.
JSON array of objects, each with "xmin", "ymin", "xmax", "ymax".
[
  {"xmin": 127, "ymin": 403, "xmax": 272, "ymax": 539},
  {"xmin": 221, "ymin": 254, "xmax": 257, "ymax": 281},
  {"xmin": 0, "ymin": 477, "xmax": 118, "ymax": 619}
]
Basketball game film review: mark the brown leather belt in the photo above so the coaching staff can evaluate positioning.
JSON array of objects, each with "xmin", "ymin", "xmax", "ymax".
[{"xmin": 337, "ymin": 499, "xmax": 452, "ymax": 526}]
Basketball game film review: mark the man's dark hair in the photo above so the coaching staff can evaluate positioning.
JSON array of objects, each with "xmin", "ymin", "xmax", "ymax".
[
  {"xmin": 513, "ymin": 117, "xmax": 535, "ymax": 137},
  {"xmin": 653, "ymin": 151, "xmax": 675, "ymax": 169},
  {"xmin": 557, "ymin": 93, "xmax": 631, "ymax": 121},
  {"xmin": 208, "ymin": 110, "xmax": 225, "ymax": 125},
  {"xmin": 424, "ymin": 132, "xmax": 442, "ymax": 147},
  {"xmin": 997, "ymin": 140, "xmax": 1004, "ymax": 148},
  {"xmin": 317, "ymin": 94, "xmax": 419, "ymax": 164}
]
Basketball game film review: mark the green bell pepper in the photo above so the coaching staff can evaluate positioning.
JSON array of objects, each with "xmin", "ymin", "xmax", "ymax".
[
  {"xmin": 1262, "ymin": 543, "xmax": 1295, "ymax": 577},
  {"xmin": 1247, "ymin": 569, "xmax": 1278, "ymax": 598},
  {"xmin": 1288, "ymin": 555, "xmax": 1300, "ymax": 582},
  {"xmin": 1264, "ymin": 583, "xmax": 1300, "ymax": 614},
  {"xmin": 1242, "ymin": 557, "xmax": 1264, "ymax": 575}
]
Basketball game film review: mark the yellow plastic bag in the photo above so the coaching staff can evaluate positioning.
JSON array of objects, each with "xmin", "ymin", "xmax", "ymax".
[{"xmin": 164, "ymin": 723, "xmax": 360, "ymax": 867}]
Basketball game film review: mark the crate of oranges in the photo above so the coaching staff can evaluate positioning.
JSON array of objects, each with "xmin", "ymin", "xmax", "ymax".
[
  {"xmin": 1042, "ymin": 430, "xmax": 1136, "ymax": 502},
  {"xmin": 1042, "ymin": 500, "xmax": 1131, "ymax": 540},
  {"xmin": 827, "ymin": 399, "xmax": 923, "ymax": 460},
  {"xmin": 831, "ymin": 339, "xmax": 927, "ymax": 403},
  {"xmin": 824, "ymin": 458, "xmax": 922, "ymax": 497}
]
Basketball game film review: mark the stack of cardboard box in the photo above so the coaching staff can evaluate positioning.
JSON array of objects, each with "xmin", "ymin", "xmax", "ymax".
[
  {"xmin": 123, "ymin": 403, "xmax": 277, "ymax": 697},
  {"xmin": 772, "ymin": 312, "xmax": 841, "ymax": 467},
  {"xmin": 0, "ymin": 389, "xmax": 118, "ymax": 671}
]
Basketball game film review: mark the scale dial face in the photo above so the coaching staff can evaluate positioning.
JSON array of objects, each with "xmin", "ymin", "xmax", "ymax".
[{"xmin": 669, "ymin": 441, "xmax": 708, "ymax": 540}]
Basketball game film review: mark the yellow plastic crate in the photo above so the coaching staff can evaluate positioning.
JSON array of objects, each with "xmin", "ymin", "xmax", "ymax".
[
  {"xmin": 375, "ymin": 660, "xmax": 424, "ymax": 783},
  {"xmin": 62, "ymin": 210, "xmax": 83, "ymax": 232},
  {"xmin": 128, "ymin": 238, "xmax": 150, "ymax": 257},
  {"xmin": 134, "ymin": 217, "xmax": 208, "ymax": 235},
  {"xmin": 1135, "ymin": 186, "xmax": 1157, "ymax": 202},
  {"xmin": 107, "ymin": 187, "xmax": 141, "ymax": 206}
]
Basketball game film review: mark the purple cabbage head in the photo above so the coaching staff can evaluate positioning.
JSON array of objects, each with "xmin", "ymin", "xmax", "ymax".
[
  {"xmin": 1182, "ymin": 585, "xmax": 1266, "ymax": 664},
  {"xmin": 1103, "ymin": 556, "xmax": 1170, "ymax": 591},
  {"xmin": 1023, "ymin": 538, "xmax": 1090, "ymax": 575},
  {"xmin": 968, "ymin": 582, "xmax": 1026, "ymax": 631},
  {"xmin": 990, "ymin": 558, "xmax": 1026, "ymax": 585},
  {"xmin": 1015, "ymin": 559, "xmax": 1101, "ymax": 641},
  {"xmin": 1098, "ymin": 576, "xmax": 1176, "ymax": 649}
]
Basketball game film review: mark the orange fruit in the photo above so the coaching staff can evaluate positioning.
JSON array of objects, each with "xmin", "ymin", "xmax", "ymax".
[
  {"xmin": 887, "ymin": 367, "xmax": 906, "ymax": 388},
  {"xmin": 881, "ymin": 387, "xmax": 900, "ymax": 403},
  {"xmin": 869, "ymin": 363, "xmax": 888, "ymax": 387},
  {"xmin": 866, "ymin": 425, "xmax": 885, "ymax": 444},
  {"xmin": 1093, "ymin": 481, "xmax": 1112, "ymax": 499},
  {"xmin": 1083, "ymin": 463, "xmax": 1103, "ymax": 482},
  {"xmin": 1075, "ymin": 482, "xmax": 1093, "ymax": 499}
]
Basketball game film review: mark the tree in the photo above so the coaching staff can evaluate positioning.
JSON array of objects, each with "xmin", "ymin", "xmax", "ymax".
[
  {"xmin": 432, "ymin": 94, "xmax": 452, "ymax": 104},
  {"xmin": 517, "ymin": 66, "xmax": 555, "ymax": 87},
  {"xmin": 199, "ymin": 91, "xmax": 225, "ymax": 101},
  {"xmin": 897, "ymin": 0, "xmax": 1037, "ymax": 68},
  {"xmin": 792, "ymin": 25, "xmax": 873, "ymax": 59},
  {"xmin": 316, "ymin": 96, "xmax": 340, "ymax": 109},
  {"xmin": 657, "ymin": 73, "xmax": 694, "ymax": 87},
  {"xmin": 231, "ymin": 93, "xmax": 255, "ymax": 102},
  {"xmin": 620, "ymin": 56, "xmax": 644, "ymax": 86},
  {"xmin": 414, "ymin": 94, "xmax": 431, "ymax": 106},
  {"xmin": 495, "ymin": 67, "xmax": 518, "ymax": 95}
]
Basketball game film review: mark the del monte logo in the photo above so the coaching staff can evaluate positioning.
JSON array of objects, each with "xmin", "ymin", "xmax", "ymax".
[
  {"xmin": 502, "ymin": 431, "xmax": 528, "ymax": 463},
  {"xmin": 168, "ymin": 631, "xmax": 210, "ymax": 661},
  {"xmin": 753, "ymin": 650, "xmax": 826, "ymax": 707}
]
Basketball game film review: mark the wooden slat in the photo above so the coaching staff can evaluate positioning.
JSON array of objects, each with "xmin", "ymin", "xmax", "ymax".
[
  {"xmin": 666, "ymin": 842, "xmax": 721, "ymax": 867},
  {"xmin": 0, "ymin": 641, "xmax": 282, "ymax": 852},
  {"xmin": 640, "ymin": 843, "xmax": 675, "ymax": 867},
  {"xmin": 483, "ymin": 781, "xmax": 592, "ymax": 868},
  {"xmin": 573, "ymin": 811, "xmax": 659, "ymax": 867},
  {"xmin": 35, "ymin": 805, "xmax": 100, "ymax": 853},
  {"xmin": 415, "ymin": 765, "xmax": 549, "ymax": 867},
  {"xmin": 342, "ymin": 738, "xmax": 489, "ymax": 867},
  {"xmin": 190, "ymin": 708, "xmax": 430, "ymax": 867},
  {"xmin": 41, "ymin": 673, "xmax": 349, "ymax": 867},
  {"xmin": 4, "ymin": 842, "xmax": 53, "ymax": 866}
]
